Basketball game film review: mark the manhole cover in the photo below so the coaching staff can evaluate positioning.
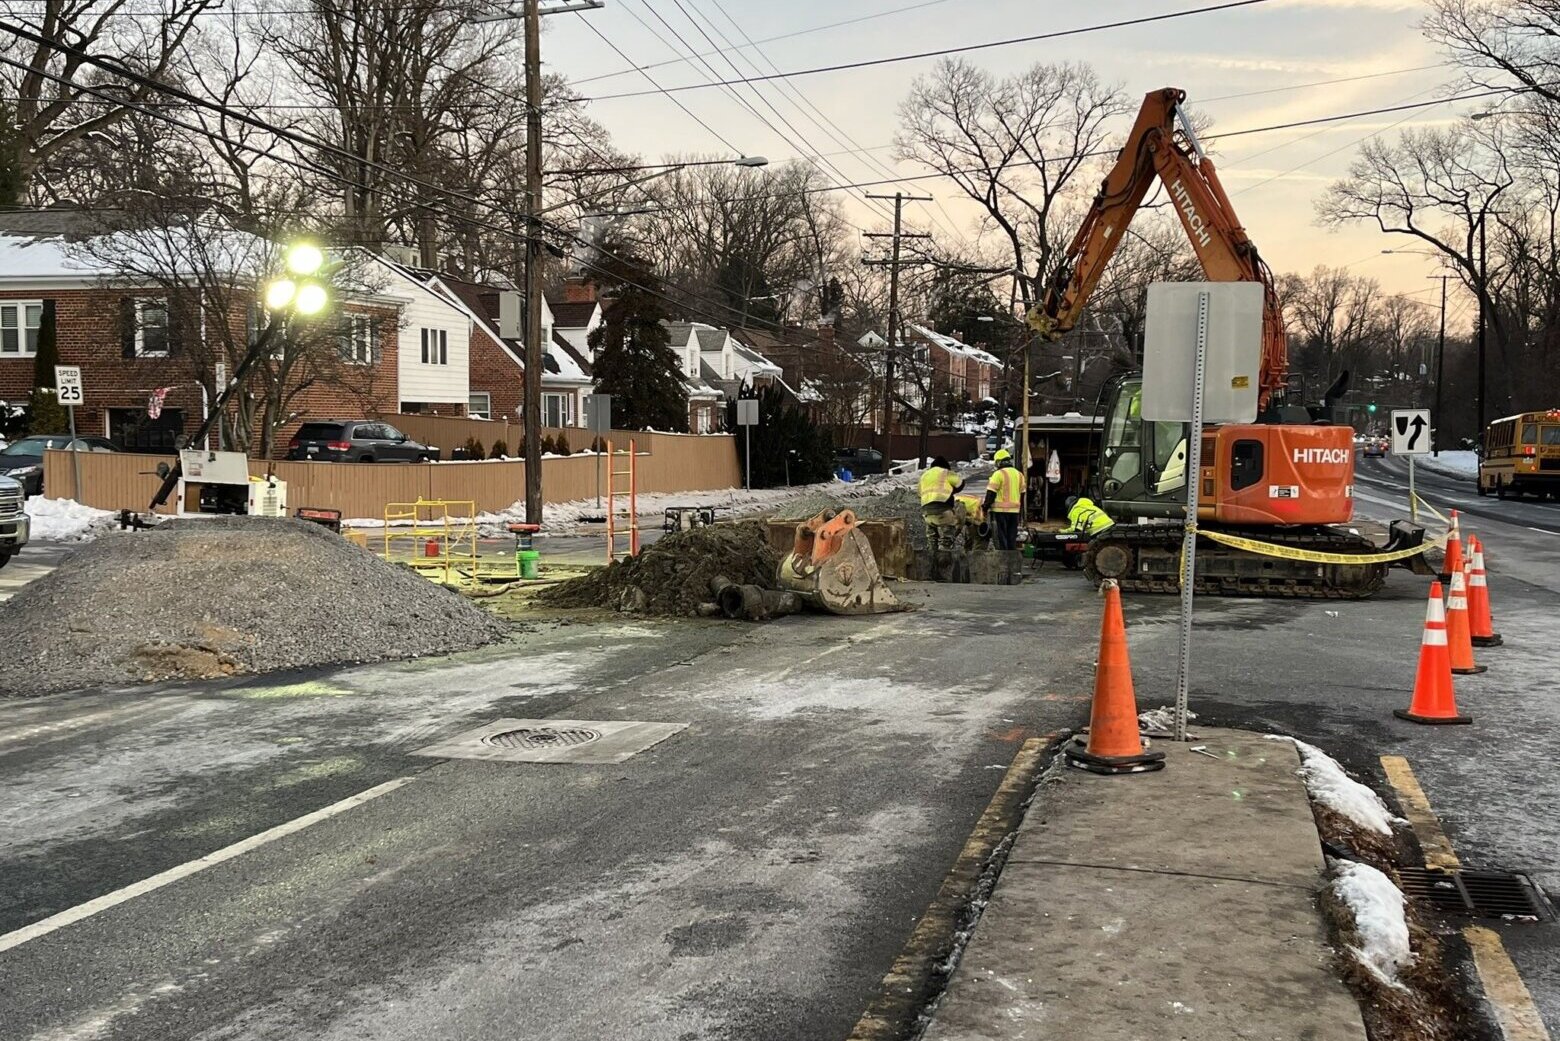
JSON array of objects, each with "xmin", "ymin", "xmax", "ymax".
[
  {"xmin": 483, "ymin": 726, "xmax": 601, "ymax": 750},
  {"xmin": 1399, "ymin": 867, "xmax": 1552, "ymax": 921}
]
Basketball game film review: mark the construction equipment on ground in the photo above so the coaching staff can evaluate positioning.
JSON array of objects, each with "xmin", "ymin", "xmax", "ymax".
[
  {"xmin": 383, "ymin": 499, "xmax": 479, "ymax": 584},
  {"xmin": 1031, "ymin": 86, "xmax": 1429, "ymax": 599},
  {"xmin": 776, "ymin": 509, "xmax": 902, "ymax": 615}
]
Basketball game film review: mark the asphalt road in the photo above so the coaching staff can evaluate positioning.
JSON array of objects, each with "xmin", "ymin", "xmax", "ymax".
[{"xmin": 0, "ymin": 581, "xmax": 1104, "ymax": 1041}]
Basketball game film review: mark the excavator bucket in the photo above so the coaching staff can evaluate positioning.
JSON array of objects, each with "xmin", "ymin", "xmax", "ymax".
[{"xmin": 776, "ymin": 509, "xmax": 902, "ymax": 615}]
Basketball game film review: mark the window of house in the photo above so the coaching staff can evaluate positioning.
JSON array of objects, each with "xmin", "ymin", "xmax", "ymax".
[
  {"xmin": 468, "ymin": 392, "xmax": 492, "ymax": 420},
  {"xmin": 695, "ymin": 407, "xmax": 712, "ymax": 434},
  {"xmin": 420, "ymin": 328, "xmax": 448, "ymax": 365},
  {"xmin": 543, "ymin": 393, "xmax": 571, "ymax": 428},
  {"xmin": 136, "ymin": 299, "xmax": 170, "ymax": 357},
  {"xmin": 340, "ymin": 315, "xmax": 373, "ymax": 365},
  {"xmin": 0, "ymin": 301, "xmax": 42, "ymax": 357}
]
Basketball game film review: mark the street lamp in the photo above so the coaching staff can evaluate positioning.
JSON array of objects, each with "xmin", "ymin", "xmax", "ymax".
[{"xmin": 264, "ymin": 243, "xmax": 333, "ymax": 316}]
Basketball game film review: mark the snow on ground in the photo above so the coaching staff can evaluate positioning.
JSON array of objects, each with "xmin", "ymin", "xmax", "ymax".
[
  {"xmin": 25, "ymin": 497, "xmax": 119, "ymax": 542},
  {"xmin": 1138, "ymin": 706, "xmax": 1198, "ymax": 732},
  {"xmin": 1267, "ymin": 735, "xmax": 1403, "ymax": 836},
  {"xmin": 1415, "ymin": 450, "xmax": 1479, "ymax": 481},
  {"xmin": 1330, "ymin": 860, "xmax": 1413, "ymax": 989}
]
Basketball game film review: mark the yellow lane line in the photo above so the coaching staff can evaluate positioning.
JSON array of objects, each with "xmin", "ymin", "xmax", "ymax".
[
  {"xmin": 1380, "ymin": 755, "xmax": 1552, "ymax": 1041},
  {"xmin": 1379, "ymin": 754, "xmax": 1460, "ymax": 869},
  {"xmin": 1464, "ymin": 926, "xmax": 1554, "ymax": 1041}
]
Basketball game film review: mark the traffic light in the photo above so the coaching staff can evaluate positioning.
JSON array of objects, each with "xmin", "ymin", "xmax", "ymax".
[{"xmin": 1366, "ymin": 403, "xmax": 1378, "ymax": 414}]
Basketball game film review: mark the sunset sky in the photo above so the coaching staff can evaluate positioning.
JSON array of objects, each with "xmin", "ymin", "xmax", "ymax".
[{"xmin": 544, "ymin": 0, "xmax": 1475, "ymax": 326}]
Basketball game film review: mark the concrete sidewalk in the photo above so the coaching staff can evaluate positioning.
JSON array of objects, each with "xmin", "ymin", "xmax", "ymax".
[{"xmin": 923, "ymin": 728, "xmax": 1367, "ymax": 1040}]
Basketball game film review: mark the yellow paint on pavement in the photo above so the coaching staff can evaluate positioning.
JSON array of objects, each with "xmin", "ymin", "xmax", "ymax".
[
  {"xmin": 1464, "ymin": 925, "xmax": 1554, "ymax": 1041},
  {"xmin": 1380, "ymin": 754, "xmax": 1460, "ymax": 869}
]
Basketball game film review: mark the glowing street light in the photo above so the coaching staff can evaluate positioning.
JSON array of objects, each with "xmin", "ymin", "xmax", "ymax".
[
  {"xmin": 264, "ymin": 278, "xmax": 298, "ymax": 310},
  {"xmin": 286, "ymin": 242, "xmax": 324, "ymax": 277},
  {"xmin": 264, "ymin": 241, "xmax": 333, "ymax": 316},
  {"xmin": 294, "ymin": 282, "xmax": 328, "ymax": 315}
]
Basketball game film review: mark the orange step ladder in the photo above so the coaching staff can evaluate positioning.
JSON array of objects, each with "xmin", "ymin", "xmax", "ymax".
[{"xmin": 605, "ymin": 438, "xmax": 640, "ymax": 561}]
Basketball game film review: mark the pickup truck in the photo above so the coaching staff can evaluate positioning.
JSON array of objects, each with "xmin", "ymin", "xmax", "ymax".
[{"xmin": 0, "ymin": 473, "xmax": 28, "ymax": 567}]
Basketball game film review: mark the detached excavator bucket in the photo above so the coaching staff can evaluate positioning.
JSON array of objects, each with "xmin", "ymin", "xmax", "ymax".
[{"xmin": 776, "ymin": 509, "xmax": 902, "ymax": 615}]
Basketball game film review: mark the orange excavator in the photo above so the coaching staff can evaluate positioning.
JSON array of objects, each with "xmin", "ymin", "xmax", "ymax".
[{"xmin": 1031, "ymin": 87, "xmax": 1427, "ymax": 598}]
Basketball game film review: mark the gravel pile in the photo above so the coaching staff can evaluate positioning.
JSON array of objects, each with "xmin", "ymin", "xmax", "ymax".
[
  {"xmin": 539, "ymin": 521, "xmax": 779, "ymax": 616},
  {"xmin": 769, "ymin": 469, "xmax": 992, "ymax": 551},
  {"xmin": 0, "ymin": 516, "xmax": 508, "ymax": 698}
]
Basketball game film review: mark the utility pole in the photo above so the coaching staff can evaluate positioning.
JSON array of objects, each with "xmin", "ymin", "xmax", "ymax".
[
  {"xmin": 863, "ymin": 192, "xmax": 931, "ymax": 470},
  {"xmin": 1430, "ymin": 274, "xmax": 1449, "ymax": 455},
  {"xmin": 1476, "ymin": 214, "xmax": 1490, "ymax": 439},
  {"xmin": 519, "ymin": 0, "xmax": 604, "ymax": 526}
]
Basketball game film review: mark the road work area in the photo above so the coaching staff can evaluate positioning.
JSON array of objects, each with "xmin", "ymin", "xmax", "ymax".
[{"xmin": 924, "ymin": 729, "xmax": 1366, "ymax": 1041}]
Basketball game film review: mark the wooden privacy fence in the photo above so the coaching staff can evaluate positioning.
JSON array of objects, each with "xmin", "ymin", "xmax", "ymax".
[
  {"xmin": 44, "ymin": 431, "xmax": 740, "ymax": 518},
  {"xmin": 373, "ymin": 413, "xmax": 606, "ymax": 455}
]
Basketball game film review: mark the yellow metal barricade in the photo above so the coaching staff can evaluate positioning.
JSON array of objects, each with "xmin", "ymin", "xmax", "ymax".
[{"xmin": 382, "ymin": 499, "xmax": 479, "ymax": 586}]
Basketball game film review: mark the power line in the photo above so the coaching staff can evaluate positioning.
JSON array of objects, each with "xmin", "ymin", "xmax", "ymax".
[
  {"xmin": 571, "ymin": 0, "xmax": 959, "ymax": 86},
  {"xmin": 580, "ymin": 0, "xmax": 1275, "ymax": 101},
  {"xmin": 1199, "ymin": 64, "xmax": 1451, "ymax": 104}
]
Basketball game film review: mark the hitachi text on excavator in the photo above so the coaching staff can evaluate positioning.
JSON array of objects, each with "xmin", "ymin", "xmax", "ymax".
[{"xmin": 1031, "ymin": 87, "xmax": 1430, "ymax": 599}]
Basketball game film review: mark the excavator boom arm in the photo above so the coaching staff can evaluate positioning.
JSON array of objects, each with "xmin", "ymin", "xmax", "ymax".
[{"xmin": 1038, "ymin": 88, "xmax": 1288, "ymax": 407}]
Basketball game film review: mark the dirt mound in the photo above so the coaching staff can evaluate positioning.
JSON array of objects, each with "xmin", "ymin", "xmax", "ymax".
[
  {"xmin": 0, "ymin": 516, "xmax": 508, "ymax": 698},
  {"xmin": 774, "ymin": 484, "xmax": 936, "ymax": 549},
  {"xmin": 539, "ymin": 521, "xmax": 779, "ymax": 616}
]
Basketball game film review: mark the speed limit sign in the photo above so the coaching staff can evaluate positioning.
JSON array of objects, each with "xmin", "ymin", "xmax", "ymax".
[{"xmin": 55, "ymin": 365, "xmax": 84, "ymax": 405}]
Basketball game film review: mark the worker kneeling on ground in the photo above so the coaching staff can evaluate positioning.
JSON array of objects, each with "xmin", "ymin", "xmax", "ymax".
[
  {"xmin": 983, "ymin": 450, "xmax": 1027, "ymax": 551},
  {"xmin": 920, "ymin": 456, "xmax": 967, "ymax": 551},
  {"xmin": 1062, "ymin": 494, "xmax": 1114, "ymax": 538}
]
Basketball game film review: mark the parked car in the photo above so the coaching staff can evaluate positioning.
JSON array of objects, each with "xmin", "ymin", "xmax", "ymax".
[
  {"xmin": 286, "ymin": 420, "xmax": 441, "ymax": 463},
  {"xmin": 0, "ymin": 473, "xmax": 27, "ymax": 567},
  {"xmin": 835, "ymin": 446, "xmax": 887, "ymax": 477},
  {"xmin": 0, "ymin": 434, "xmax": 120, "ymax": 495}
]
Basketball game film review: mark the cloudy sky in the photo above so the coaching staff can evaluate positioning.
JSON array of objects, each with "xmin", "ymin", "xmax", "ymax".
[{"xmin": 543, "ymin": 0, "xmax": 1465, "ymax": 319}]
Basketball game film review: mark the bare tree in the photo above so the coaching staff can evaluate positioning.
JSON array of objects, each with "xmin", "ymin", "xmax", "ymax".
[
  {"xmin": 3, "ymin": 0, "xmax": 219, "ymax": 196},
  {"xmin": 894, "ymin": 59, "xmax": 1129, "ymax": 307},
  {"xmin": 1428, "ymin": 0, "xmax": 1560, "ymax": 105}
]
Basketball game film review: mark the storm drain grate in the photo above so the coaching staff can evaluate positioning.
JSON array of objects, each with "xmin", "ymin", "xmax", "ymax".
[
  {"xmin": 483, "ymin": 726, "xmax": 601, "ymax": 750},
  {"xmin": 1398, "ymin": 867, "xmax": 1552, "ymax": 921}
]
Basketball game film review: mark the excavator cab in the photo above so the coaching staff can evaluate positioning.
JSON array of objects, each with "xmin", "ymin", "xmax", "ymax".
[{"xmin": 1094, "ymin": 375, "xmax": 1195, "ymax": 520}]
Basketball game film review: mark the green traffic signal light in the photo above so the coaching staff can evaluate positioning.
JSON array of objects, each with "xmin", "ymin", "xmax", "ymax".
[{"xmin": 1366, "ymin": 403, "xmax": 1378, "ymax": 413}]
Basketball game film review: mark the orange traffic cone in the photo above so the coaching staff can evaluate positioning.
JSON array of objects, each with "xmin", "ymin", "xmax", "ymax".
[
  {"xmin": 1395, "ymin": 581, "xmax": 1471, "ymax": 725},
  {"xmin": 1439, "ymin": 510, "xmax": 1464, "ymax": 584},
  {"xmin": 1065, "ymin": 580, "xmax": 1167, "ymax": 775},
  {"xmin": 1445, "ymin": 566, "xmax": 1487, "ymax": 675},
  {"xmin": 1468, "ymin": 536, "xmax": 1503, "ymax": 647}
]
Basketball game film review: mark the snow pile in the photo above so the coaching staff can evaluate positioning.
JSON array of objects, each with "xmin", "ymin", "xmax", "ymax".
[
  {"xmin": 1267, "ymin": 736, "xmax": 1403, "ymax": 836},
  {"xmin": 25, "ymin": 497, "xmax": 119, "ymax": 542},
  {"xmin": 1138, "ymin": 706, "xmax": 1197, "ymax": 731},
  {"xmin": 1416, "ymin": 451, "xmax": 1479, "ymax": 481},
  {"xmin": 1330, "ymin": 861, "xmax": 1412, "ymax": 989}
]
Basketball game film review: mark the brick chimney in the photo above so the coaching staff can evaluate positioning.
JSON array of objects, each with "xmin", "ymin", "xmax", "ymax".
[{"xmin": 562, "ymin": 276, "xmax": 597, "ymax": 304}]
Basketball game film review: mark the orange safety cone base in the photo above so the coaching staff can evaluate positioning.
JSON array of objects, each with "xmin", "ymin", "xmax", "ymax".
[
  {"xmin": 1394, "ymin": 708, "xmax": 1472, "ymax": 726},
  {"xmin": 1065, "ymin": 738, "xmax": 1167, "ymax": 775},
  {"xmin": 1452, "ymin": 663, "xmax": 1489, "ymax": 675},
  {"xmin": 1472, "ymin": 634, "xmax": 1504, "ymax": 647}
]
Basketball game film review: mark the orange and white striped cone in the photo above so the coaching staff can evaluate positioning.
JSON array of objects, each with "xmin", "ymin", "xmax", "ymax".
[
  {"xmin": 1445, "ymin": 566, "xmax": 1487, "ymax": 676},
  {"xmin": 1468, "ymin": 536, "xmax": 1503, "ymax": 647},
  {"xmin": 1395, "ymin": 581, "xmax": 1471, "ymax": 725},
  {"xmin": 1065, "ymin": 580, "xmax": 1166, "ymax": 775},
  {"xmin": 1439, "ymin": 510, "xmax": 1464, "ymax": 584}
]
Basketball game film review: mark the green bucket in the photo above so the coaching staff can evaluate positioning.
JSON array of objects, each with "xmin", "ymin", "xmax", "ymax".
[{"xmin": 517, "ymin": 549, "xmax": 541, "ymax": 580}]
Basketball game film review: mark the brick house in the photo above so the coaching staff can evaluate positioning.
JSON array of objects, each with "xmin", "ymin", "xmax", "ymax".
[
  {"xmin": 905, "ymin": 323, "xmax": 1002, "ymax": 413},
  {"xmin": 430, "ymin": 274, "xmax": 592, "ymax": 427},
  {"xmin": 0, "ymin": 233, "xmax": 402, "ymax": 455}
]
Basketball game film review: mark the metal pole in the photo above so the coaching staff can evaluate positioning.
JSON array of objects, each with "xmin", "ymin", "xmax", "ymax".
[
  {"xmin": 1172, "ymin": 291, "xmax": 1210, "ymax": 743},
  {"xmin": 67, "ymin": 403, "xmax": 81, "ymax": 503},
  {"xmin": 1432, "ymin": 275, "xmax": 1447, "ymax": 455},
  {"xmin": 1477, "ymin": 216, "xmax": 1488, "ymax": 437},
  {"xmin": 1020, "ymin": 337, "xmax": 1031, "ymax": 525},
  {"xmin": 744, "ymin": 423, "xmax": 751, "ymax": 492},
  {"xmin": 1409, "ymin": 455, "xmax": 1418, "ymax": 523},
  {"xmin": 521, "ymin": 0, "xmax": 545, "ymax": 526}
]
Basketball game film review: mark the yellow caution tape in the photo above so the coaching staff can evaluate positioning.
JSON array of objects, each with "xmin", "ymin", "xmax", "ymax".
[
  {"xmin": 1413, "ymin": 493, "xmax": 1450, "ymax": 526},
  {"xmin": 1200, "ymin": 528, "xmax": 1449, "ymax": 566}
]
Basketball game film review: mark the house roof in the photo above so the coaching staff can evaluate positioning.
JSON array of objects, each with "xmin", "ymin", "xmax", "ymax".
[
  {"xmin": 694, "ymin": 326, "xmax": 728, "ymax": 352},
  {"xmin": 662, "ymin": 320, "xmax": 697, "ymax": 345},
  {"xmin": 906, "ymin": 323, "xmax": 1005, "ymax": 369},
  {"xmin": 699, "ymin": 359, "xmax": 725, "ymax": 385},
  {"xmin": 553, "ymin": 330, "xmax": 593, "ymax": 379},
  {"xmin": 428, "ymin": 272, "xmax": 589, "ymax": 385},
  {"xmin": 732, "ymin": 343, "xmax": 782, "ymax": 375},
  {"xmin": 549, "ymin": 300, "xmax": 598, "ymax": 329}
]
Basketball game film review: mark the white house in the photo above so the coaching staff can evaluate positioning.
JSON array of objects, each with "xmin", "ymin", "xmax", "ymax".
[
  {"xmin": 664, "ymin": 321, "xmax": 724, "ymax": 433},
  {"xmin": 362, "ymin": 253, "xmax": 472, "ymax": 414}
]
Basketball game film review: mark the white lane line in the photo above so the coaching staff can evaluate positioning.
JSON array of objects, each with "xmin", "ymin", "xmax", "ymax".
[
  {"xmin": 1528, "ymin": 526, "xmax": 1559, "ymax": 536},
  {"xmin": 0, "ymin": 776, "xmax": 416, "ymax": 955}
]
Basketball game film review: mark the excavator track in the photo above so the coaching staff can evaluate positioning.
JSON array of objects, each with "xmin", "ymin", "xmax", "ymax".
[{"xmin": 1083, "ymin": 523, "xmax": 1388, "ymax": 600}]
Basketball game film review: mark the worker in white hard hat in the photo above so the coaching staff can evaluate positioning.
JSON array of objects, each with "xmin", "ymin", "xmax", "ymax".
[{"xmin": 982, "ymin": 449, "xmax": 1026, "ymax": 551}]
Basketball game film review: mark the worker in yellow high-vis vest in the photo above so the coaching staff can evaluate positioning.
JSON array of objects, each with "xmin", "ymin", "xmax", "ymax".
[
  {"xmin": 919, "ymin": 456, "xmax": 968, "ymax": 553},
  {"xmin": 982, "ymin": 449, "xmax": 1027, "ymax": 551}
]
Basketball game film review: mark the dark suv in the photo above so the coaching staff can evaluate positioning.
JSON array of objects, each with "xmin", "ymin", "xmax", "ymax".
[{"xmin": 286, "ymin": 421, "xmax": 440, "ymax": 463}]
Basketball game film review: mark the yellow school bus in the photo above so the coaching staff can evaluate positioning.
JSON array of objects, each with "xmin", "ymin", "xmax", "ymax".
[{"xmin": 1479, "ymin": 410, "xmax": 1560, "ymax": 498}]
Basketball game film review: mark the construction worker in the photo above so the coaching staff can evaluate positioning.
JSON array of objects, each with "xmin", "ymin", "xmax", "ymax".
[
  {"xmin": 1062, "ymin": 494, "xmax": 1115, "ymax": 537},
  {"xmin": 983, "ymin": 449, "xmax": 1026, "ymax": 551},
  {"xmin": 920, "ymin": 456, "xmax": 967, "ymax": 555}
]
